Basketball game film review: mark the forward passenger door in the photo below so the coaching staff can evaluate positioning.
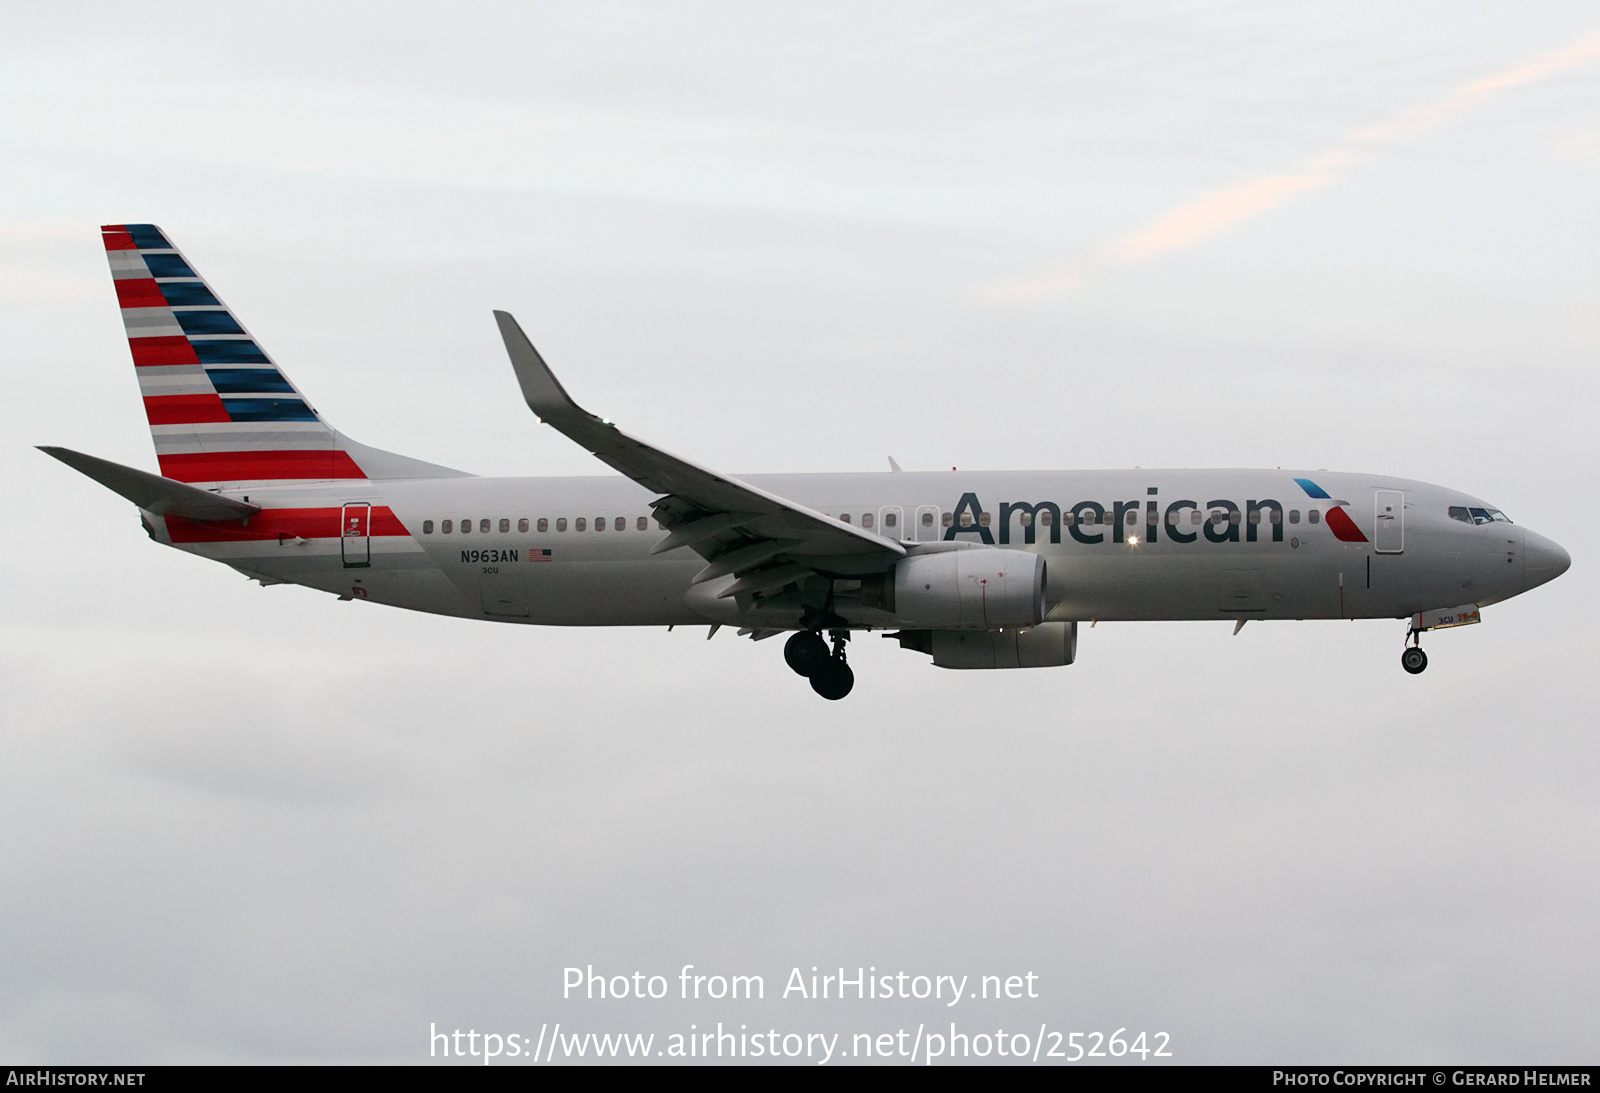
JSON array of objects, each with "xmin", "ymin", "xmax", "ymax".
[{"xmin": 1374, "ymin": 490, "xmax": 1404, "ymax": 554}]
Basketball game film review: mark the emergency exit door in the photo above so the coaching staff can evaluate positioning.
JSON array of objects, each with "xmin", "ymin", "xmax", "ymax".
[
  {"xmin": 341, "ymin": 502, "xmax": 371, "ymax": 567},
  {"xmin": 1374, "ymin": 490, "xmax": 1404, "ymax": 554}
]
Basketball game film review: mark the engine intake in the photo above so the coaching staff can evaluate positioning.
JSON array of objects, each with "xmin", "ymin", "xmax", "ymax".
[{"xmin": 890, "ymin": 548, "xmax": 1046, "ymax": 630}]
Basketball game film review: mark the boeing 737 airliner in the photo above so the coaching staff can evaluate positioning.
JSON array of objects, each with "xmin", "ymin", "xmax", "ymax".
[{"xmin": 42, "ymin": 225, "xmax": 1571, "ymax": 699}]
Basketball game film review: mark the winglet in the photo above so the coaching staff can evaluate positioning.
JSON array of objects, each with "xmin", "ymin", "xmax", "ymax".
[
  {"xmin": 39, "ymin": 446, "xmax": 261, "ymax": 520},
  {"xmin": 493, "ymin": 310, "xmax": 598, "ymax": 428}
]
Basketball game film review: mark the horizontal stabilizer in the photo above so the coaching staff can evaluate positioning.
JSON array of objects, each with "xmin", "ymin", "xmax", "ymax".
[{"xmin": 38, "ymin": 446, "xmax": 260, "ymax": 521}]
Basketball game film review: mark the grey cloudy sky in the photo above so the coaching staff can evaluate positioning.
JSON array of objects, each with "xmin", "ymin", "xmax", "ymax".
[{"xmin": 2, "ymin": 1, "xmax": 1597, "ymax": 1064}]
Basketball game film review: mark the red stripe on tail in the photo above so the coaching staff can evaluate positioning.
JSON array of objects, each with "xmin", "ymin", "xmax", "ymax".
[
  {"xmin": 128, "ymin": 336, "xmax": 201, "ymax": 367},
  {"xmin": 157, "ymin": 450, "xmax": 367, "ymax": 483},
  {"xmin": 114, "ymin": 279, "xmax": 167, "ymax": 308},
  {"xmin": 143, "ymin": 394, "xmax": 232, "ymax": 425},
  {"xmin": 102, "ymin": 229, "xmax": 137, "ymax": 251}
]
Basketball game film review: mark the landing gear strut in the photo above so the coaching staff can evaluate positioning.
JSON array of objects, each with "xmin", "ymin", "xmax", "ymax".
[
  {"xmin": 810, "ymin": 632, "xmax": 854, "ymax": 700},
  {"xmin": 785, "ymin": 630, "xmax": 854, "ymax": 699},
  {"xmin": 1401, "ymin": 628, "xmax": 1428, "ymax": 675}
]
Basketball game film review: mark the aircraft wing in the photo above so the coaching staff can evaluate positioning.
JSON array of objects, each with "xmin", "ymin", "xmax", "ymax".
[{"xmin": 494, "ymin": 311, "xmax": 905, "ymax": 591}]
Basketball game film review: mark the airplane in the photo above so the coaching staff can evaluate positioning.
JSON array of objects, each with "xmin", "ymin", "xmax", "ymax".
[{"xmin": 41, "ymin": 224, "xmax": 1571, "ymax": 700}]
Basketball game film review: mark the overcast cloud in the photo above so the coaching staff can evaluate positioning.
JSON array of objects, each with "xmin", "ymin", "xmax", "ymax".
[{"xmin": 1, "ymin": 1, "xmax": 1597, "ymax": 1064}]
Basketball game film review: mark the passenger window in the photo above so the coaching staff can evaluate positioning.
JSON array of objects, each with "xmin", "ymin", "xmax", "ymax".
[
  {"xmin": 461, "ymin": 518, "xmax": 472, "ymax": 534},
  {"xmin": 1146, "ymin": 509, "xmax": 1157, "ymax": 525},
  {"xmin": 518, "ymin": 518, "xmax": 529, "ymax": 533},
  {"xmin": 576, "ymin": 517, "xmax": 587, "ymax": 531},
  {"xmin": 637, "ymin": 516, "xmax": 648, "ymax": 531},
  {"xmin": 479, "ymin": 519, "xmax": 490, "ymax": 533},
  {"xmin": 556, "ymin": 518, "xmax": 567, "ymax": 532},
  {"xmin": 1038, "ymin": 511, "xmax": 1052, "ymax": 527},
  {"xmin": 885, "ymin": 512, "xmax": 897, "ymax": 528},
  {"xmin": 442, "ymin": 519, "xmax": 453, "ymax": 533},
  {"xmin": 1248, "ymin": 510, "xmax": 1261, "ymax": 524},
  {"xmin": 922, "ymin": 511, "xmax": 935, "ymax": 527},
  {"xmin": 979, "ymin": 512, "xmax": 991, "ymax": 527},
  {"xmin": 1228, "ymin": 511, "xmax": 1240, "ymax": 524},
  {"xmin": 499, "ymin": 518, "xmax": 510, "ymax": 533},
  {"xmin": 1269, "ymin": 509, "xmax": 1282, "ymax": 524},
  {"xmin": 1190, "ymin": 511, "xmax": 1202, "ymax": 524},
  {"xmin": 1020, "ymin": 512, "xmax": 1033, "ymax": 527},
  {"xmin": 537, "ymin": 518, "xmax": 548, "ymax": 532},
  {"xmin": 1126, "ymin": 510, "xmax": 1137, "ymax": 526},
  {"xmin": 422, "ymin": 520, "xmax": 434, "ymax": 534},
  {"xmin": 840, "ymin": 513, "xmax": 851, "ymax": 524},
  {"xmin": 1063, "ymin": 511, "xmax": 1076, "ymax": 526},
  {"xmin": 959, "ymin": 512, "xmax": 972, "ymax": 528},
  {"xmin": 1308, "ymin": 509, "xmax": 1320, "ymax": 524},
  {"xmin": 942, "ymin": 512, "xmax": 954, "ymax": 527},
  {"xmin": 1448, "ymin": 506, "xmax": 1471, "ymax": 523},
  {"xmin": 596, "ymin": 517, "xmax": 607, "ymax": 531},
  {"xmin": 1289, "ymin": 510, "xmax": 1300, "ymax": 524},
  {"xmin": 863, "ymin": 512, "xmax": 875, "ymax": 529}
]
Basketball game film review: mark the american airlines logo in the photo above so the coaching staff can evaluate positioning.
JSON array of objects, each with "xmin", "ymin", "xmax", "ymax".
[{"xmin": 945, "ymin": 481, "xmax": 1368, "ymax": 547}]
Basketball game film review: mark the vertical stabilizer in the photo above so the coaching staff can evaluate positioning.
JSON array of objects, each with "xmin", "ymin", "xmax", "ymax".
[{"xmin": 102, "ymin": 224, "xmax": 465, "ymax": 487}]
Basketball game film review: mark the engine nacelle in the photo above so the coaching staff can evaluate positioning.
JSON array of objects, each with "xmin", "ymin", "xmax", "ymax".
[
  {"xmin": 895, "ymin": 621, "xmax": 1078, "ymax": 669},
  {"xmin": 891, "ymin": 548, "xmax": 1046, "ymax": 630}
]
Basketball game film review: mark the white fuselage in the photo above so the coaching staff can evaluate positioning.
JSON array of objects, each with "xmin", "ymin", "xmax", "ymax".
[{"xmin": 148, "ymin": 468, "xmax": 1561, "ymax": 629}]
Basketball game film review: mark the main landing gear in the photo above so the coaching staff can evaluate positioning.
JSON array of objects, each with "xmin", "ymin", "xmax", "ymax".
[
  {"xmin": 784, "ymin": 630, "xmax": 854, "ymax": 700},
  {"xmin": 1401, "ymin": 628, "xmax": 1428, "ymax": 675}
]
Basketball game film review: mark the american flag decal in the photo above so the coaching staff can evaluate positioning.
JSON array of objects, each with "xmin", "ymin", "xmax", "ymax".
[{"xmin": 529, "ymin": 548, "xmax": 552, "ymax": 563}]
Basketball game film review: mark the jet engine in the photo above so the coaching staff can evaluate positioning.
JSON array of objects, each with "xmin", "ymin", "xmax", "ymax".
[{"xmin": 888, "ymin": 548, "xmax": 1046, "ymax": 630}]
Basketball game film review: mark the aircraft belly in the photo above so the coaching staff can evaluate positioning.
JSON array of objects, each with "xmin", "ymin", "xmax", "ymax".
[
  {"xmin": 1041, "ymin": 548, "xmax": 1405, "ymax": 621},
  {"xmin": 521, "ymin": 561, "xmax": 701, "ymax": 625},
  {"xmin": 422, "ymin": 543, "xmax": 701, "ymax": 626}
]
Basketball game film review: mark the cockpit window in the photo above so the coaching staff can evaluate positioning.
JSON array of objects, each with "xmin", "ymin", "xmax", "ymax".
[
  {"xmin": 1448, "ymin": 506, "xmax": 1472, "ymax": 524},
  {"xmin": 1468, "ymin": 507, "xmax": 1512, "ymax": 525}
]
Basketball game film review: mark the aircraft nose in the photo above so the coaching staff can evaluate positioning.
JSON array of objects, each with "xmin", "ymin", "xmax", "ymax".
[{"xmin": 1524, "ymin": 530, "xmax": 1571, "ymax": 591}]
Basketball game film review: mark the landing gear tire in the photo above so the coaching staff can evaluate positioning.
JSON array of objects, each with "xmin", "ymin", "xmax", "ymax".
[
  {"xmin": 809, "ymin": 658, "xmax": 855, "ymax": 700},
  {"xmin": 784, "ymin": 631, "xmax": 830, "ymax": 677},
  {"xmin": 1401, "ymin": 647, "xmax": 1428, "ymax": 675}
]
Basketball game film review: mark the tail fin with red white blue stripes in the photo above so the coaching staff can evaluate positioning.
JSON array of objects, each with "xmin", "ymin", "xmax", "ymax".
[{"xmin": 102, "ymin": 223, "xmax": 465, "ymax": 486}]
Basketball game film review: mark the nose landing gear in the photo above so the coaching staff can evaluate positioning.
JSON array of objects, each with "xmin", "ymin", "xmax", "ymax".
[
  {"xmin": 1401, "ymin": 627, "xmax": 1428, "ymax": 675},
  {"xmin": 784, "ymin": 629, "xmax": 854, "ymax": 699}
]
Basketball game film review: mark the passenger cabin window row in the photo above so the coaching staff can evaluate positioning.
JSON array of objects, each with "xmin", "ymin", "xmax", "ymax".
[
  {"xmin": 831, "ymin": 508, "xmax": 1319, "ymax": 529},
  {"xmin": 416, "ymin": 503, "xmax": 1359, "ymax": 539},
  {"xmin": 420, "ymin": 516, "xmax": 656, "ymax": 535}
]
